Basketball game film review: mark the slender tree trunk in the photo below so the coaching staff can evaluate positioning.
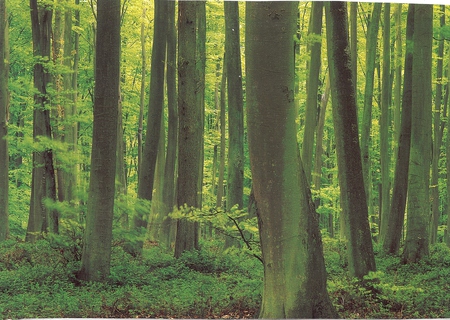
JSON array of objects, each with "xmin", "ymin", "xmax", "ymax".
[
  {"xmin": 360, "ymin": 3, "xmax": 382, "ymax": 203},
  {"xmin": 135, "ymin": 0, "xmax": 168, "ymax": 251},
  {"xmin": 0, "ymin": 0, "xmax": 8, "ymax": 241},
  {"xmin": 247, "ymin": 2, "xmax": 337, "ymax": 317},
  {"xmin": 174, "ymin": 0, "xmax": 200, "ymax": 258},
  {"xmin": 430, "ymin": 5, "xmax": 445, "ymax": 245},
  {"xmin": 325, "ymin": 1, "xmax": 376, "ymax": 278},
  {"xmin": 382, "ymin": 4, "xmax": 414, "ymax": 255},
  {"xmin": 78, "ymin": 0, "xmax": 120, "ymax": 282},
  {"xmin": 379, "ymin": 3, "xmax": 391, "ymax": 240},
  {"xmin": 402, "ymin": 4, "xmax": 433, "ymax": 264},
  {"xmin": 216, "ymin": 55, "xmax": 226, "ymax": 208},
  {"xmin": 160, "ymin": 0, "xmax": 177, "ymax": 250},
  {"xmin": 302, "ymin": 1, "xmax": 323, "ymax": 182},
  {"xmin": 392, "ymin": 4, "xmax": 402, "ymax": 160},
  {"xmin": 27, "ymin": 0, "xmax": 58, "ymax": 242},
  {"xmin": 137, "ymin": 4, "xmax": 146, "ymax": 182}
]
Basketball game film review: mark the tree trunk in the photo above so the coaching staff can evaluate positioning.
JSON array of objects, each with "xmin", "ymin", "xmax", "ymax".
[
  {"xmin": 246, "ymin": 2, "xmax": 337, "ymax": 317},
  {"xmin": 216, "ymin": 55, "xmax": 226, "ymax": 208},
  {"xmin": 78, "ymin": 0, "xmax": 120, "ymax": 282},
  {"xmin": 382, "ymin": 4, "xmax": 414, "ymax": 255},
  {"xmin": 137, "ymin": 4, "xmax": 146, "ymax": 184},
  {"xmin": 325, "ymin": 1, "xmax": 376, "ymax": 278},
  {"xmin": 174, "ymin": 0, "xmax": 200, "ymax": 258},
  {"xmin": 350, "ymin": 2, "xmax": 357, "ymax": 98},
  {"xmin": 402, "ymin": 4, "xmax": 433, "ymax": 264},
  {"xmin": 135, "ymin": 0, "xmax": 168, "ymax": 251},
  {"xmin": 379, "ymin": 3, "xmax": 391, "ymax": 240},
  {"xmin": 224, "ymin": 1, "xmax": 244, "ymax": 248},
  {"xmin": 430, "ymin": 5, "xmax": 445, "ymax": 245},
  {"xmin": 301, "ymin": 1, "xmax": 323, "ymax": 182},
  {"xmin": 26, "ymin": 0, "xmax": 58, "ymax": 242},
  {"xmin": 0, "ymin": 0, "xmax": 8, "ymax": 241},
  {"xmin": 160, "ymin": 0, "xmax": 177, "ymax": 250},
  {"xmin": 360, "ymin": 3, "xmax": 382, "ymax": 203}
]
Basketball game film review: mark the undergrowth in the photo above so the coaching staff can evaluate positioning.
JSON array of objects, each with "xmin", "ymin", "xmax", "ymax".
[{"xmin": 1, "ymin": 235, "xmax": 450, "ymax": 318}]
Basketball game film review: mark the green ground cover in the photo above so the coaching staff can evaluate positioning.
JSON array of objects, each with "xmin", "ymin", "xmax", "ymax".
[{"xmin": 0, "ymin": 236, "xmax": 449, "ymax": 318}]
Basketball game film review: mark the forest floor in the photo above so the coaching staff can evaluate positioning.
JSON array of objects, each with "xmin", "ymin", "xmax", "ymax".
[{"xmin": 0, "ymin": 235, "xmax": 450, "ymax": 318}]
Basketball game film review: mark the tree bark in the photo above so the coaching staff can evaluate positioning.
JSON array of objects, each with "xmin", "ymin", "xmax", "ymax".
[
  {"xmin": 78, "ymin": 0, "xmax": 120, "ymax": 282},
  {"xmin": 174, "ymin": 0, "xmax": 200, "ymax": 258},
  {"xmin": 325, "ymin": 1, "xmax": 376, "ymax": 279},
  {"xmin": 246, "ymin": 2, "xmax": 337, "ymax": 317},
  {"xmin": 382, "ymin": 4, "xmax": 414, "ymax": 255},
  {"xmin": 402, "ymin": 4, "xmax": 433, "ymax": 264}
]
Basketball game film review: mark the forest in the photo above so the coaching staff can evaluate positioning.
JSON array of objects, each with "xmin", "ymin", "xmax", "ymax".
[{"xmin": 1, "ymin": 0, "xmax": 450, "ymax": 318}]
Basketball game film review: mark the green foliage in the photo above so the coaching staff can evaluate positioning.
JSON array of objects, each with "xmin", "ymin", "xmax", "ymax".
[{"xmin": 0, "ymin": 238, "xmax": 262, "ymax": 319}]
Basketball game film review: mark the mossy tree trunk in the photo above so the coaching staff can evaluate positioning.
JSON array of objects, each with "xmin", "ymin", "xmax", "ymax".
[
  {"xmin": 325, "ymin": 1, "xmax": 376, "ymax": 279},
  {"xmin": 402, "ymin": 4, "xmax": 433, "ymax": 264},
  {"xmin": 78, "ymin": 0, "xmax": 120, "ymax": 282},
  {"xmin": 246, "ymin": 2, "xmax": 337, "ymax": 317}
]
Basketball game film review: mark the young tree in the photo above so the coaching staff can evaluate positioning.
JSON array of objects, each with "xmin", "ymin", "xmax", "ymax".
[
  {"xmin": 382, "ymin": 4, "xmax": 414, "ymax": 255},
  {"xmin": 26, "ymin": 0, "xmax": 58, "ymax": 242},
  {"xmin": 78, "ymin": 0, "xmax": 120, "ymax": 281},
  {"xmin": 246, "ymin": 2, "xmax": 337, "ymax": 317},
  {"xmin": 402, "ymin": 4, "xmax": 433, "ymax": 264},
  {"xmin": 174, "ymin": 0, "xmax": 200, "ymax": 258},
  {"xmin": 325, "ymin": 1, "xmax": 376, "ymax": 278},
  {"xmin": 0, "ymin": 0, "xmax": 8, "ymax": 241}
]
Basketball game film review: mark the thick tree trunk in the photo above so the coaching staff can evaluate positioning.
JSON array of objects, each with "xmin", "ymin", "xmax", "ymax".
[
  {"xmin": 0, "ymin": 0, "xmax": 8, "ymax": 241},
  {"xmin": 78, "ymin": 0, "xmax": 120, "ymax": 282},
  {"xmin": 382, "ymin": 4, "xmax": 414, "ymax": 255},
  {"xmin": 325, "ymin": 1, "xmax": 376, "ymax": 278},
  {"xmin": 174, "ymin": 1, "xmax": 200, "ymax": 258},
  {"xmin": 246, "ymin": 2, "xmax": 337, "ymax": 317},
  {"xmin": 403, "ymin": 4, "xmax": 433, "ymax": 264},
  {"xmin": 302, "ymin": 1, "xmax": 323, "ymax": 182}
]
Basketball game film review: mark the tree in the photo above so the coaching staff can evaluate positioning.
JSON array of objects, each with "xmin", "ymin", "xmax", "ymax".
[
  {"xmin": 174, "ymin": 0, "xmax": 200, "ymax": 258},
  {"xmin": 402, "ymin": 4, "xmax": 433, "ymax": 264},
  {"xmin": 430, "ymin": 5, "xmax": 445, "ymax": 245},
  {"xmin": 379, "ymin": 3, "xmax": 391, "ymax": 240},
  {"xmin": 225, "ymin": 1, "xmax": 244, "ymax": 212},
  {"xmin": 246, "ymin": 2, "xmax": 337, "ymax": 317},
  {"xmin": 382, "ymin": 4, "xmax": 414, "ymax": 255},
  {"xmin": 360, "ymin": 3, "xmax": 382, "ymax": 205},
  {"xmin": 325, "ymin": 1, "xmax": 376, "ymax": 278},
  {"xmin": 26, "ymin": 0, "xmax": 58, "ymax": 242},
  {"xmin": 78, "ymin": 0, "xmax": 120, "ymax": 281},
  {"xmin": 302, "ymin": 1, "xmax": 323, "ymax": 182},
  {"xmin": 0, "ymin": 0, "xmax": 8, "ymax": 241},
  {"xmin": 134, "ymin": 0, "xmax": 168, "ymax": 251}
]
